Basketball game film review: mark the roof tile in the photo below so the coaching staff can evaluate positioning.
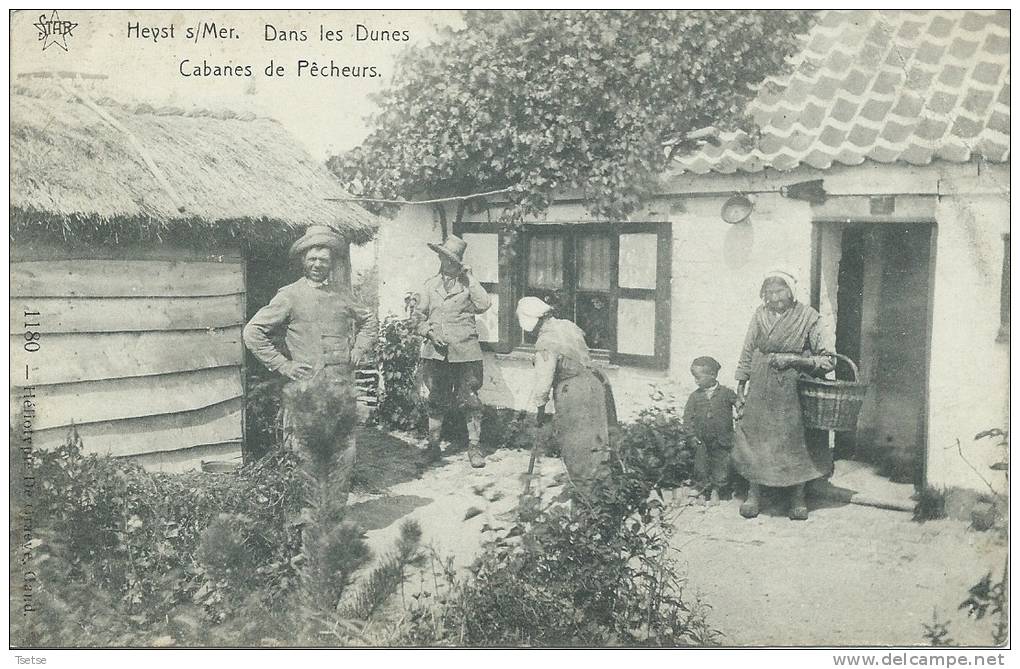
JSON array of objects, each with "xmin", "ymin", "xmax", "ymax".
[
  {"xmin": 926, "ymin": 90, "xmax": 959, "ymax": 116},
  {"xmin": 926, "ymin": 15, "xmax": 955, "ymax": 39},
  {"xmin": 799, "ymin": 101, "xmax": 829, "ymax": 130},
  {"xmin": 896, "ymin": 17, "xmax": 925, "ymax": 41},
  {"xmin": 865, "ymin": 144, "xmax": 903, "ymax": 163},
  {"xmin": 848, "ymin": 123, "xmax": 881, "ymax": 147},
  {"xmin": 819, "ymin": 124, "xmax": 850, "ymax": 148},
  {"xmin": 880, "ymin": 118, "xmax": 917, "ymax": 144},
  {"xmin": 905, "ymin": 66, "xmax": 936, "ymax": 93},
  {"xmin": 951, "ymin": 115, "xmax": 985, "ymax": 139},
  {"xmin": 860, "ymin": 98, "xmax": 894, "ymax": 123},
  {"xmin": 971, "ymin": 61, "xmax": 1004, "ymax": 86},
  {"xmin": 976, "ymin": 137, "xmax": 1010, "ymax": 162},
  {"xmin": 983, "ymin": 33, "xmax": 1009, "ymax": 56},
  {"xmin": 960, "ymin": 88, "xmax": 994, "ymax": 116},
  {"xmin": 996, "ymin": 83, "xmax": 1009, "ymax": 107},
  {"xmin": 914, "ymin": 40, "xmax": 948, "ymax": 67},
  {"xmin": 831, "ymin": 97, "xmax": 860, "ymax": 124},
  {"xmin": 891, "ymin": 93, "xmax": 925, "ymax": 119},
  {"xmin": 987, "ymin": 110, "xmax": 1010, "ymax": 136},
  {"xmin": 961, "ymin": 11, "xmax": 1001, "ymax": 32},
  {"xmin": 948, "ymin": 37, "xmax": 980, "ymax": 61},
  {"xmin": 915, "ymin": 116, "xmax": 951, "ymax": 141},
  {"xmin": 873, "ymin": 70, "xmax": 903, "ymax": 97},
  {"xmin": 673, "ymin": 10, "xmax": 1009, "ymax": 175},
  {"xmin": 900, "ymin": 143, "xmax": 934, "ymax": 165},
  {"xmin": 843, "ymin": 68, "xmax": 872, "ymax": 97},
  {"xmin": 804, "ymin": 148, "xmax": 837, "ymax": 169},
  {"xmin": 938, "ymin": 64, "xmax": 968, "ymax": 89},
  {"xmin": 934, "ymin": 140, "xmax": 971, "ymax": 162},
  {"xmin": 824, "ymin": 48, "xmax": 856, "ymax": 74}
]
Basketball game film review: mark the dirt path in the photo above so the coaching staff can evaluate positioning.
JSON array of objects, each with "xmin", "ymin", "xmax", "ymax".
[
  {"xmin": 348, "ymin": 434, "xmax": 1007, "ymax": 647},
  {"xmin": 668, "ymin": 495, "xmax": 1005, "ymax": 646}
]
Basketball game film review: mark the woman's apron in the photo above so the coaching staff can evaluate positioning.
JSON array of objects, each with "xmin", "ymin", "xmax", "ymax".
[{"xmin": 732, "ymin": 306, "xmax": 831, "ymax": 487}]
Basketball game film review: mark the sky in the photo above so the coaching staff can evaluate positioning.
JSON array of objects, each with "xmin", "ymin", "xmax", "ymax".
[{"xmin": 11, "ymin": 9, "xmax": 463, "ymax": 160}]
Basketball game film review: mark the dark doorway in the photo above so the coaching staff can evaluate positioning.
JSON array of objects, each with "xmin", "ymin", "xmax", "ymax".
[
  {"xmin": 833, "ymin": 228, "xmax": 865, "ymax": 461},
  {"xmin": 829, "ymin": 223, "xmax": 933, "ymax": 488}
]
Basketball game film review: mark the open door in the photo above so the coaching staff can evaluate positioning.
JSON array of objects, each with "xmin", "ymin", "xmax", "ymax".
[{"xmin": 826, "ymin": 223, "xmax": 934, "ymax": 488}]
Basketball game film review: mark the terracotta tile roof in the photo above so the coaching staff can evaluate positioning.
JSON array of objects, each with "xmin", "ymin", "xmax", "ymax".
[{"xmin": 672, "ymin": 10, "xmax": 1010, "ymax": 175}]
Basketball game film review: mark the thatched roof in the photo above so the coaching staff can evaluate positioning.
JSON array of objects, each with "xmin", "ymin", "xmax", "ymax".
[{"xmin": 10, "ymin": 81, "xmax": 379, "ymax": 244}]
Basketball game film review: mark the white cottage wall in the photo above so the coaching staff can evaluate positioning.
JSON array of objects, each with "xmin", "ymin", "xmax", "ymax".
[
  {"xmin": 926, "ymin": 186, "xmax": 1009, "ymax": 494},
  {"xmin": 376, "ymin": 205, "xmax": 446, "ymax": 319},
  {"xmin": 666, "ymin": 193, "xmax": 814, "ymax": 392},
  {"xmin": 371, "ymin": 162, "xmax": 1008, "ymax": 494}
]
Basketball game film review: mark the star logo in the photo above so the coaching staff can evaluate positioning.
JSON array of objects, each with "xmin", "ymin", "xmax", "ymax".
[{"xmin": 34, "ymin": 11, "xmax": 78, "ymax": 51}]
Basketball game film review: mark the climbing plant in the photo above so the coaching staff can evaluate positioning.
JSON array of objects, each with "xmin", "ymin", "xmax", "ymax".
[{"xmin": 329, "ymin": 10, "xmax": 815, "ymax": 229}]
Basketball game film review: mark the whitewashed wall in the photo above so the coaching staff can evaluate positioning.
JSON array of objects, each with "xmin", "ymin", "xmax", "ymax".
[
  {"xmin": 373, "ymin": 162, "xmax": 1009, "ymax": 492},
  {"xmin": 926, "ymin": 178, "xmax": 1009, "ymax": 493}
]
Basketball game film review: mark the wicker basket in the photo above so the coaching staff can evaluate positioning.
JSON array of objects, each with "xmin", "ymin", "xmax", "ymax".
[{"xmin": 797, "ymin": 353, "xmax": 867, "ymax": 432}]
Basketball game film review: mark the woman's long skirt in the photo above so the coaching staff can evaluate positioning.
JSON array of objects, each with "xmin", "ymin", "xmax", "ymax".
[
  {"xmin": 732, "ymin": 351, "xmax": 831, "ymax": 487},
  {"xmin": 553, "ymin": 368, "xmax": 617, "ymax": 491}
]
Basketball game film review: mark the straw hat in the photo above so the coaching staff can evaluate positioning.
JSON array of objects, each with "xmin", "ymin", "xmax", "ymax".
[
  {"xmin": 289, "ymin": 225, "xmax": 343, "ymax": 260},
  {"xmin": 427, "ymin": 236, "xmax": 468, "ymax": 266}
]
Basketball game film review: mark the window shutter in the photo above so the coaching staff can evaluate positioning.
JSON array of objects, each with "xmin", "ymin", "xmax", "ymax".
[
  {"xmin": 613, "ymin": 225, "xmax": 670, "ymax": 368},
  {"xmin": 455, "ymin": 225, "xmax": 514, "ymax": 353}
]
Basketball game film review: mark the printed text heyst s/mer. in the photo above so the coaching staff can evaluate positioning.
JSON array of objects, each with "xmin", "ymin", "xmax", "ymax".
[
  {"xmin": 125, "ymin": 21, "xmax": 411, "ymax": 44},
  {"xmin": 126, "ymin": 21, "xmax": 408, "ymax": 79}
]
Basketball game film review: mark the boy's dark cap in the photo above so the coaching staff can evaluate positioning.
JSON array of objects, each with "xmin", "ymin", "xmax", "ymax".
[{"xmin": 691, "ymin": 356, "xmax": 721, "ymax": 374}]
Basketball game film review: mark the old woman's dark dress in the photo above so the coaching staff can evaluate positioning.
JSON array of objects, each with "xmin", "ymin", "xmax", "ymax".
[
  {"xmin": 732, "ymin": 301, "xmax": 834, "ymax": 487},
  {"xmin": 529, "ymin": 318, "xmax": 617, "ymax": 489}
]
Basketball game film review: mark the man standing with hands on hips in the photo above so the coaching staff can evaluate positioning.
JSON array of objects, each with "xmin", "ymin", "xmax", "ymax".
[
  {"xmin": 243, "ymin": 225, "xmax": 378, "ymax": 483},
  {"xmin": 414, "ymin": 235, "xmax": 492, "ymax": 468}
]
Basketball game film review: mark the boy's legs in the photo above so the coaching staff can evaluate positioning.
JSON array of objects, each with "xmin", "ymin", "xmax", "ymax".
[{"xmin": 708, "ymin": 443, "xmax": 730, "ymax": 505}]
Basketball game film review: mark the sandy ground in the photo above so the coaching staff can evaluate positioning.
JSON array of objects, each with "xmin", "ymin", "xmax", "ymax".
[{"xmin": 347, "ymin": 435, "xmax": 1008, "ymax": 647}]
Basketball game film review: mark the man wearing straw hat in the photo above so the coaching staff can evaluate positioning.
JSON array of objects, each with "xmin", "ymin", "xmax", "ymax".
[
  {"xmin": 414, "ymin": 235, "xmax": 492, "ymax": 468},
  {"xmin": 243, "ymin": 225, "xmax": 378, "ymax": 482}
]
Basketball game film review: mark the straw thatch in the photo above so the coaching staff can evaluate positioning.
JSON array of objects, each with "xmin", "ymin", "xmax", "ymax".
[{"xmin": 10, "ymin": 82, "xmax": 379, "ymax": 245}]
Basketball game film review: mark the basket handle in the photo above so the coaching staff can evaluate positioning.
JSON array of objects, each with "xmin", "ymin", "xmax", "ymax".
[{"xmin": 828, "ymin": 352, "xmax": 860, "ymax": 382}]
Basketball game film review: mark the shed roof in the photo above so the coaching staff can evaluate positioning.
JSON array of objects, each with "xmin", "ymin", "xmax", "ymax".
[
  {"xmin": 672, "ymin": 10, "xmax": 1010, "ymax": 175},
  {"xmin": 10, "ymin": 80, "xmax": 379, "ymax": 243}
]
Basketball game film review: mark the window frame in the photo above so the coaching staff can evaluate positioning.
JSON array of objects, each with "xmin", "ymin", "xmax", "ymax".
[
  {"xmin": 454, "ymin": 220, "xmax": 671, "ymax": 369},
  {"xmin": 451, "ymin": 223, "xmax": 515, "ymax": 354}
]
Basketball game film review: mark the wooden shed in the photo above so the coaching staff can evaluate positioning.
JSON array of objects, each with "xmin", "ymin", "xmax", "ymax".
[{"xmin": 10, "ymin": 77, "xmax": 379, "ymax": 471}]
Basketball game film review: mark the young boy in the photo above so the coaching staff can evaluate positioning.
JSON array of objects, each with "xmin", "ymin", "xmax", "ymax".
[{"xmin": 683, "ymin": 356, "xmax": 739, "ymax": 504}]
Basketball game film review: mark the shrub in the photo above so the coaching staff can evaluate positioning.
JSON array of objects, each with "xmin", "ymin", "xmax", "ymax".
[
  {"xmin": 11, "ymin": 430, "xmax": 306, "ymax": 647},
  {"xmin": 372, "ymin": 314, "xmax": 427, "ymax": 432},
  {"xmin": 12, "ymin": 416, "xmax": 422, "ymax": 647},
  {"xmin": 399, "ymin": 423, "xmax": 715, "ymax": 647},
  {"xmin": 615, "ymin": 387, "xmax": 696, "ymax": 488}
]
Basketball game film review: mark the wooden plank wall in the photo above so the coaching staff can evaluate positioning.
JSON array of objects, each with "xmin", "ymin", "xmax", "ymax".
[{"xmin": 11, "ymin": 243, "xmax": 245, "ymax": 459}]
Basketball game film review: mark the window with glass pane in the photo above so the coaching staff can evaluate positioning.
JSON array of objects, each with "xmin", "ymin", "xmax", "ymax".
[
  {"xmin": 575, "ymin": 234, "xmax": 614, "ymax": 350},
  {"xmin": 527, "ymin": 236, "xmax": 564, "ymax": 289},
  {"xmin": 576, "ymin": 236, "xmax": 610, "ymax": 290},
  {"xmin": 523, "ymin": 235, "xmax": 568, "ymax": 344},
  {"xmin": 515, "ymin": 224, "xmax": 669, "ymax": 368}
]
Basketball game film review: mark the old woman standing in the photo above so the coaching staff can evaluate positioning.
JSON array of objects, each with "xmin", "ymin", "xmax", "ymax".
[
  {"xmin": 516, "ymin": 297, "xmax": 617, "ymax": 494},
  {"xmin": 733, "ymin": 267, "xmax": 834, "ymax": 521}
]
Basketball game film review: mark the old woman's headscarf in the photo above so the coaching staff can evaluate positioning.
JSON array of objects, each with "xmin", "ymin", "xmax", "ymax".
[
  {"xmin": 516, "ymin": 296, "xmax": 553, "ymax": 332},
  {"xmin": 760, "ymin": 265, "xmax": 800, "ymax": 302}
]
